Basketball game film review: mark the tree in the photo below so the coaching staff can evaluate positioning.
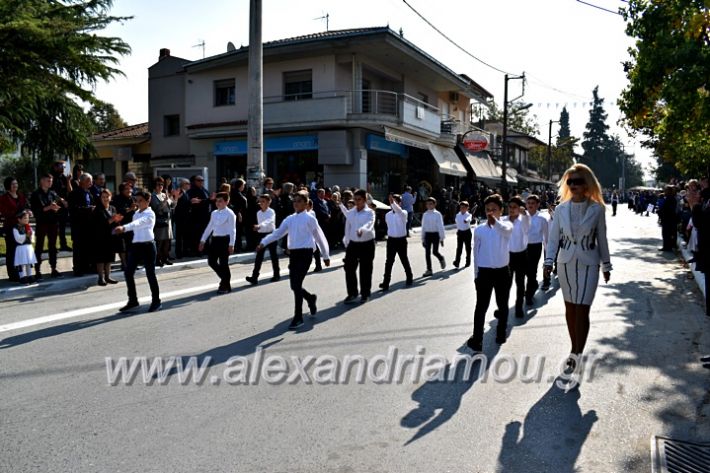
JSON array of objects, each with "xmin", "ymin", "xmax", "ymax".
[
  {"xmin": 581, "ymin": 87, "xmax": 618, "ymax": 188},
  {"xmin": 88, "ymin": 102, "xmax": 127, "ymax": 134},
  {"xmin": 528, "ymin": 144, "xmax": 575, "ymax": 180},
  {"xmin": 484, "ymin": 101, "xmax": 540, "ymax": 136},
  {"xmin": 557, "ymin": 107, "xmax": 572, "ymax": 149},
  {"xmin": 619, "ymin": 0, "xmax": 710, "ymax": 176},
  {"xmin": 0, "ymin": 0, "xmax": 131, "ymax": 162}
]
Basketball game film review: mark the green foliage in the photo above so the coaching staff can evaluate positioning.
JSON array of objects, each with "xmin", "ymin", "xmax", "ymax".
[
  {"xmin": 0, "ymin": 0, "xmax": 131, "ymax": 164},
  {"xmin": 485, "ymin": 101, "xmax": 540, "ymax": 137},
  {"xmin": 88, "ymin": 102, "xmax": 127, "ymax": 133},
  {"xmin": 0, "ymin": 154, "xmax": 34, "ymax": 191},
  {"xmin": 620, "ymin": 0, "xmax": 710, "ymax": 176}
]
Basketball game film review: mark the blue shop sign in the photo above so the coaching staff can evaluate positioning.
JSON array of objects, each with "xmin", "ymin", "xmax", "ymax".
[
  {"xmin": 214, "ymin": 135, "xmax": 318, "ymax": 155},
  {"xmin": 366, "ymin": 134, "xmax": 407, "ymax": 157}
]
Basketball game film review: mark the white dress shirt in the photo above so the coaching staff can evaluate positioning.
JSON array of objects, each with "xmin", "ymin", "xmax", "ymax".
[
  {"xmin": 200, "ymin": 207, "xmax": 237, "ymax": 246},
  {"xmin": 385, "ymin": 201, "xmax": 408, "ymax": 238},
  {"xmin": 473, "ymin": 218, "xmax": 514, "ymax": 278},
  {"xmin": 503, "ymin": 212, "xmax": 531, "ymax": 253},
  {"xmin": 122, "ymin": 207, "xmax": 156, "ymax": 243},
  {"xmin": 528, "ymin": 211, "xmax": 549, "ymax": 245},
  {"xmin": 344, "ymin": 206, "xmax": 376, "ymax": 242},
  {"xmin": 260, "ymin": 210, "xmax": 330, "ymax": 260},
  {"xmin": 421, "ymin": 209, "xmax": 446, "ymax": 242},
  {"xmin": 255, "ymin": 207, "xmax": 276, "ymax": 233},
  {"xmin": 455, "ymin": 211, "xmax": 473, "ymax": 231}
]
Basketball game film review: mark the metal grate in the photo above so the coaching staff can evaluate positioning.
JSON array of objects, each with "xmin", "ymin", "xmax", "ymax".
[{"xmin": 652, "ymin": 436, "xmax": 710, "ymax": 473}]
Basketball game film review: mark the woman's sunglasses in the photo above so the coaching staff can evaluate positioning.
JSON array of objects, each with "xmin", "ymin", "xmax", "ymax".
[{"xmin": 567, "ymin": 178, "xmax": 586, "ymax": 187}]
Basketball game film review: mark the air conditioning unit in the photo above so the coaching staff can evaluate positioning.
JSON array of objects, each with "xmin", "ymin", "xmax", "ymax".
[{"xmin": 449, "ymin": 92, "xmax": 460, "ymax": 102}]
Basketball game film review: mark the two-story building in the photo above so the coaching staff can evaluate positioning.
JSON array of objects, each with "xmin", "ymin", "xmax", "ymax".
[{"xmin": 148, "ymin": 27, "xmax": 492, "ymax": 199}]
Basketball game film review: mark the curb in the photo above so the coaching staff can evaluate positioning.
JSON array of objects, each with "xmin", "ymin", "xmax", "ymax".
[
  {"xmin": 0, "ymin": 251, "xmax": 263, "ymax": 297},
  {"xmin": 678, "ymin": 235, "xmax": 706, "ymax": 299}
]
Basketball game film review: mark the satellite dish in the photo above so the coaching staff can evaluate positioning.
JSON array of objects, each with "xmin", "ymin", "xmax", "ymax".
[{"xmin": 227, "ymin": 41, "xmax": 236, "ymax": 52}]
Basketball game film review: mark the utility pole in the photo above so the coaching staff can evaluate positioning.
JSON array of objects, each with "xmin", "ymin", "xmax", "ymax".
[
  {"xmin": 547, "ymin": 119, "xmax": 560, "ymax": 181},
  {"xmin": 247, "ymin": 0, "xmax": 264, "ymax": 190},
  {"xmin": 501, "ymin": 73, "xmax": 525, "ymax": 192}
]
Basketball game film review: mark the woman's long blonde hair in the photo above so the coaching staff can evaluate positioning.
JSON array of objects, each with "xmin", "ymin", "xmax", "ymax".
[{"xmin": 557, "ymin": 163, "xmax": 606, "ymax": 207}]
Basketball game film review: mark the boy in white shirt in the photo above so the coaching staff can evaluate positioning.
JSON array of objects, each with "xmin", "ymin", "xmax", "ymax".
[
  {"xmin": 421, "ymin": 197, "xmax": 446, "ymax": 277},
  {"xmin": 198, "ymin": 192, "xmax": 236, "ymax": 294},
  {"xmin": 246, "ymin": 194, "xmax": 280, "ymax": 285},
  {"xmin": 525, "ymin": 194, "xmax": 549, "ymax": 298},
  {"xmin": 467, "ymin": 194, "xmax": 514, "ymax": 352},
  {"xmin": 342, "ymin": 189, "xmax": 376, "ymax": 304},
  {"xmin": 379, "ymin": 193, "xmax": 413, "ymax": 291},
  {"xmin": 257, "ymin": 191, "xmax": 330, "ymax": 330},
  {"xmin": 503, "ymin": 196, "xmax": 531, "ymax": 318},
  {"xmin": 453, "ymin": 201, "xmax": 474, "ymax": 269}
]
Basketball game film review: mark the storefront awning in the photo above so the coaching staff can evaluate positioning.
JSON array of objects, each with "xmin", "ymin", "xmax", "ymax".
[
  {"xmin": 428, "ymin": 143, "xmax": 467, "ymax": 177},
  {"xmin": 384, "ymin": 127, "xmax": 430, "ymax": 150},
  {"xmin": 461, "ymin": 150, "xmax": 499, "ymax": 182}
]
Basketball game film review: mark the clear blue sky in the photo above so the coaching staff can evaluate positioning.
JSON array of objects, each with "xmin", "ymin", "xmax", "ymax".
[{"xmin": 96, "ymin": 0, "xmax": 651, "ymax": 176}]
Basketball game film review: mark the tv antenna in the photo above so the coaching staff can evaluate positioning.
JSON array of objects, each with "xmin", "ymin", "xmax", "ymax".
[
  {"xmin": 192, "ymin": 39, "xmax": 206, "ymax": 58},
  {"xmin": 313, "ymin": 12, "xmax": 329, "ymax": 31}
]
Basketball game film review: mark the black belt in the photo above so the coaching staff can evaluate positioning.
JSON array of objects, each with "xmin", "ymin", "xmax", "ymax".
[
  {"xmin": 132, "ymin": 241, "xmax": 154, "ymax": 245},
  {"xmin": 212, "ymin": 235, "xmax": 229, "ymax": 239}
]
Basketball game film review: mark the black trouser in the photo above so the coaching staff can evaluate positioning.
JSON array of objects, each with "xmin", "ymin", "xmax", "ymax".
[
  {"xmin": 252, "ymin": 232, "xmax": 279, "ymax": 276},
  {"xmin": 124, "ymin": 241, "xmax": 160, "ymax": 304},
  {"xmin": 612, "ymin": 202, "xmax": 618, "ymax": 216},
  {"xmin": 662, "ymin": 222, "xmax": 677, "ymax": 250},
  {"xmin": 35, "ymin": 222, "xmax": 59, "ymax": 271},
  {"xmin": 424, "ymin": 232, "xmax": 443, "ymax": 271},
  {"xmin": 4, "ymin": 230, "xmax": 18, "ymax": 281},
  {"xmin": 344, "ymin": 239, "xmax": 376, "ymax": 298},
  {"xmin": 454, "ymin": 229, "xmax": 472, "ymax": 266},
  {"xmin": 71, "ymin": 219, "xmax": 92, "ymax": 274},
  {"xmin": 526, "ymin": 242, "xmax": 543, "ymax": 297},
  {"xmin": 57, "ymin": 209, "xmax": 69, "ymax": 248},
  {"xmin": 174, "ymin": 218, "xmax": 188, "ymax": 258},
  {"xmin": 509, "ymin": 250, "xmax": 528, "ymax": 310},
  {"xmin": 472, "ymin": 267, "xmax": 511, "ymax": 345},
  {"xmin": 382, "ymin": 236, "xmax": 412, "ymax": 286},
  {"xmin": 313, "ymin": 248, "xmax": 322, "ymax": 270},
  {"xmin": 208, "ymin": 236, "xmax": 231, "ymax": 287},
  {"xmin": 289, "ymin": 249, "xmax": 314, "ymax": 318}
]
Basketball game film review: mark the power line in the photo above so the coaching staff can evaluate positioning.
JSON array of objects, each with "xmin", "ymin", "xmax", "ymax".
[
  {"xmin": 575, "ymin": 0, "xmax": 624, "ymax": 16},
  {"xmin": 401, "ymin": 0, "xmax": 515, "ymax": 76},
  {"xmin": 400, "ymin": 0, "xmax": 598, "ymax": 101}
]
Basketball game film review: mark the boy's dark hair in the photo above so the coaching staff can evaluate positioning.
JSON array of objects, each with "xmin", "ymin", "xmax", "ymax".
[
  {"xmin": 527, "ymin": 194, "xmax": 540, "ymax": 203},
  {"xmin": 294, "ymin": 191, "xmax": 309, "ymax": 203},
  {"xmin": 215, "ymin": 192, "xmax": 230, "ymax": 202},
  {"xmin": 459, "ymin": 200, "xmax": 470, "ymax": 207},
  {"xmin": 135, "ymin": 191, "xmax": 151, "ymax": 202},
  {"xmin": 259, "ymin": 193, "xmax": 272, "ymax": 202},
  {"xmin": 391, "ymin": 193, "xmax": 402, "ymax": 204},
  {"xmin": 40, "ymin": 173, "xmax": 53, "ymax": 180},
  {"xmin": 484, "ymin": 194, "xmax": 504, "ymax": 209},
  {"xmin": 508, "ymin": 195, "xmax": 525, "ymax": 207},
  {"xmin": 353, "ymin": 189, "xmax": 368, "ymax": 199},
  {"xmin": 426, "ymin": 197, "xmax": 437, "ymax": 205}
]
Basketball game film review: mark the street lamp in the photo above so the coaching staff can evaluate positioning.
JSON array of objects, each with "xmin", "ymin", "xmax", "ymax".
[
  {"xmin": 502, "ymin": 73, "xmax": 526, "ymax": 191},
  {"xmin": 547, "ymin": 120, "xmax": 560, "ymax": 182}
]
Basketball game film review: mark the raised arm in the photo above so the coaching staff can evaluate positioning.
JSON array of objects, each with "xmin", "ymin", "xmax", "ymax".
[
  {"xmin": 123, "ymin": 211, "xmax": 155, "ymax": 234},
  {"xmin": 259, "ymin": 215, "xmax": 290, "ymax": 247},
  {"xmin": 544, "ymin": 214, "xmax": 561, "ymax": 268}
]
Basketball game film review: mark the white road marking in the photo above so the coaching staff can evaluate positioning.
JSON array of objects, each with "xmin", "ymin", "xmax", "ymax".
[{"xmin": 0, "ymin": 258, "xmax": 343, "ymax": 334}]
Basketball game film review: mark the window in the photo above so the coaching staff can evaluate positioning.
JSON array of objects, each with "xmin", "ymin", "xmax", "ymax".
[
  {"xmin": 214, "ymin": 79, "xmax": 235, "ymax": 106},
  {"xmin": 284, "ymin": 70, "xmax": 312, "ymax": 101},
  {"xmin": 164, "ymin": 115, "xmax": 180, "ymax": 137}
]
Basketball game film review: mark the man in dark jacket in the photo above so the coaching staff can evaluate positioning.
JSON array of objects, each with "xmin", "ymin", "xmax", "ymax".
[
  {"xmin": 230, "ymin": 178, "xmax": 248, "ymax": 253},
  {"xmin": 187, "ymin": 175, "xmax": 212, "ymax": 255},
  {"xmin": 68, "ymin": 173, "xmax": 95, "ymax": 276},
  {"xmin": 691, "ymin": 184, "xmax": 710, "ymax": 316},
  {"xmin": 50, "ymin": 161, "xmax": 72, "ymax": 251},
  {"xmin": 658, "ymin": 186, "xmax": 679, "ymax": 252},
  {"xmin": 30, "ymin": 174, "xmax": 65, "ymax": 279}
]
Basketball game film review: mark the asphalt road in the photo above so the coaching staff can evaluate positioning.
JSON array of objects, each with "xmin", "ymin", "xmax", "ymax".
[{"xmin": 1, "ymin": 207, "xmax": 709, "ymax": 473}]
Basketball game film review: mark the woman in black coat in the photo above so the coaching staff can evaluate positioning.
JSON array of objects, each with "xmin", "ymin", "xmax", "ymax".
[{"xmin": 93, "ymin": 189, "xmax": 123, "ymax": 286}]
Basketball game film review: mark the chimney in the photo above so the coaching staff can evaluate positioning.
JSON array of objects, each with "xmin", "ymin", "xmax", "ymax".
[{"xmin": 159, "ymin": 48, "xmax": 170, "ymax": 60}]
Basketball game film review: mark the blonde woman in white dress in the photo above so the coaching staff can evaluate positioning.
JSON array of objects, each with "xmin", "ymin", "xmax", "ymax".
[{"xmin": 543, "ymin": 164, "xmax": 612, "ymax": 374}]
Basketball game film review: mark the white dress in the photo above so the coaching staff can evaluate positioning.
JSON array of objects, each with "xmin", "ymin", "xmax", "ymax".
[
  {"xmin": 557, "ymin": 201, "xmax": 600, "ymax": 305},
  {"xmin": 13, "ymin": 228, "xmax": 37, "ymax": 266}
]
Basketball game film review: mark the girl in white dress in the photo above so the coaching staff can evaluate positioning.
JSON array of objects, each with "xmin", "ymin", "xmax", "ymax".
[
  {"xmin": 544, "ymin": 164, "xmax": 612, "ymax": 375},
  {"xmin": 13, "ymin": 210, "xmax": 37, "ymax": 284}
]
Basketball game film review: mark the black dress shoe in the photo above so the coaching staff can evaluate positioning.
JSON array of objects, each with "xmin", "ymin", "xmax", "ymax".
[
  {"xmin": 106, "ymin": 278, "xmax": 119, "ymax": 284},
  {"xmin": 288, "ymin": 317, "xmax": 304, "ymax": 330},
  {"xmin": 360, "ymin": 295, "xmax": 369, "ymax": 304},
  {"xmin": 379, "ymin": 282, "xmax": 389, "ymax": 291},
  {"xmin": 164, "ymin": 260, "xmax": 173, "ymax": 266},
  {"xmin": 466, "ymin": 337, "xmax": 482, "ymax": 352},
  {"xmin": 97, "ymin": 278, "xmax": 107, "ymax": 286},
  {"xmin": 271, "ymin": 274, "xmax": 281, "ymax": 282},
  {"xmin": 34, "ymin": 273, "xmax": 44, "ymax": 282},
  {"xmin": 148, "ymin": 301, "xmax": 162, "ymax": 312},
  {"xmin": 119, "ymin": 301, "xmax": 139, "ymax": 312},
  {"xmin": 343, "ymin": 295, "xmax": 358, "ymax": 305},
  {"xmin": 245, "ymin": 276, "xmax": 258, "ymax": 285},
  {"xmin": 515, "ymin": 309, "xmax": 525, "ymax": 319},
  {"xmin": 405, "ymin": 278, "xmax": 413, "ymax": 286},
  {"xmin": 700, "ymin": 355, "xmax": 710, "ymax": 363}
]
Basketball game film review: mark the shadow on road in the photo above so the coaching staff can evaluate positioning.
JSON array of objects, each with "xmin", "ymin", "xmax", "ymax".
[{"xmin": 497, "ymin": 385, "xmax": 597, "ymax": 472}]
